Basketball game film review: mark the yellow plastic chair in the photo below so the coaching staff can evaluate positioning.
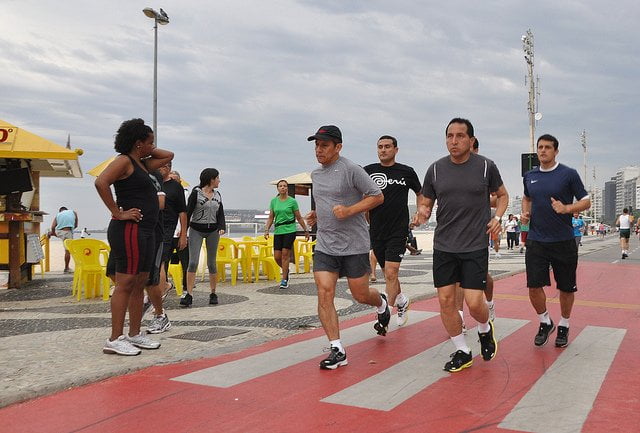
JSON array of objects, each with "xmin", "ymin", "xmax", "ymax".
[
  {"xmin": 167, "ymin": 261, "xmax": 184, "ymax": 296},
  {"xmin": 296, "ymin": 239, "xmax": 316, "ymax": 274},
  {"xmin": 237, "ymin": 240, "xmax": 261, "ymax": 282},
  {"xmin": 198, "ymin": 242, "xmax": 208, "ymax": 282},
  {"xmin": 258, "ymin": 240, "xmax": 281, "ymax": 281},
  {"xmin": 64, "ymin": 238, "xmax": 111, "ymax": 301},
  {"xmin": 217, "ymin": 237, "xmax": 240, "ymax": 285},
  {"xmin": 33, "ymin": 234, "xmax": 48, "ymax": 277}
]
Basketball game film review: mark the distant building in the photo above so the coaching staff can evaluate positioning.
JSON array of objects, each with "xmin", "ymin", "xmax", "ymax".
[
  {"xmin": 615, "ymin": 166, "xmax": 639, "ymax": 215},
  {"xmin": 590, "ymin": 187, "xmax": 603, "ymax": 222},
  {"xmin": 604, "ymin": 178, "xmax": 617, "ymax": 223}
]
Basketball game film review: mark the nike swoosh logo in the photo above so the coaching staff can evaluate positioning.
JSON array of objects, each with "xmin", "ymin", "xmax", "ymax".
[{"xmin": 531, "ymin": 180, "xmax": 538, "ymax": 183}]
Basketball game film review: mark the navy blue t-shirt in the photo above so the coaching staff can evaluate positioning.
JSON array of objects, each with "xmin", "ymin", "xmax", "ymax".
[{"xmin": 523, "ymin": 163, "xmax": 588, "ymax": 242}]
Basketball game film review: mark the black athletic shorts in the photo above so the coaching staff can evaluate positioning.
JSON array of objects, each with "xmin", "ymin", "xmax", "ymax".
[
  {"xmin": 619, "ymin": 229, "xmax": 631, "ymax": 239},
  {"xmin": 525, "ymin": 239, "xmax": 578, "ymax": 292},
  {"xmin": 313, "ymin": 251, "xmax": 370, "ymax": 278},
  {"xmin": 433, "ymin": 248, "xmax": 488, "ymax": 290},
  {"xmin": 107, "ymin": 220, "xmax": 155, "ymax": 275},
  {"xmin": 274, "ymin": 232, "xmax": 296, "ymax": 251},
  {"xmin": 371, "ymin": 236, "xmax": 407, "ymax": 268}
]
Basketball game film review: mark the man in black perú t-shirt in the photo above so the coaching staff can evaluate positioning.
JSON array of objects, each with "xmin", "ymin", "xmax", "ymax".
[{"xmin": 364, "ymin": 135, "xmax": 422, "ymax": 327}]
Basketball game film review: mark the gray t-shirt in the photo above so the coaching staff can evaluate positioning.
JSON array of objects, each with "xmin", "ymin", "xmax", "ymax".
[
  {"xmin": 421, "ymin": 152, "xmax": 503, "ymax": 253},
  {"xmin": 312, "ymin": 156, "xmax": 382, "ymax": 256}
]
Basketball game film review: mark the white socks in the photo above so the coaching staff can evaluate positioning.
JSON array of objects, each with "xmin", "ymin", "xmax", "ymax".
[
  {"xmin": 538, "ymin": 311, "xmax": 551, "ymax": 325},
  {"xmin": 330, "ymin": 339, "xmax": 345, "ymax": 353},
  {"xmin": 559, "ymin": 317, "xmax": 570, "ymax": 328},
  {"xmin": 451, "ymin": 334, "xmax": 471, "ymax": 354},
  {"xmin": 376, "ymin": 295, "xmax": 388, "ymax": 314}
]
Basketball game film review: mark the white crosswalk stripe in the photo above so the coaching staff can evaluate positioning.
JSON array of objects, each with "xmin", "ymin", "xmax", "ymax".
[
  {"xmin": 322, "ymin": 318, "xmax": 529, "ymax": 411},
  {"xmin": 172, "ymin": 311, "xmax": 439, "ymax": 388},
  {"xmin": 499, "ymin": 325, "xmax": 626, "ymax": 433}
]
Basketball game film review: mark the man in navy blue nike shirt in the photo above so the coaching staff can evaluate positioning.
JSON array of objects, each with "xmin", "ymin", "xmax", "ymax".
[{"xmin": 521, "ymin": 134, "xmax": 591, "ymax": 348}]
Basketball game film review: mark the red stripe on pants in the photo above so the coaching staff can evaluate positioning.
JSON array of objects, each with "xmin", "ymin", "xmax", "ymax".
[{"xmin": 124, "ymin": 223, "xmax": 140, "ymax": 274}]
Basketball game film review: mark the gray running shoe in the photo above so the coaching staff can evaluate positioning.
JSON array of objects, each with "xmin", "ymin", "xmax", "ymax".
[
  {"xmin": 147, "ymin": 314, "xmax": 172, "ymax": 334},
  {"xmin": 103, "ymin": 335, "xmax": 141, "ymax": 356},
  {"xmin": 125, "ymin": 332, "xmax": 161, "ymax": 349}
]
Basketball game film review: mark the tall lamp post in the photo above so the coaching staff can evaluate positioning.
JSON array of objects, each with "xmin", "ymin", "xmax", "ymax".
[
  {"xmin": 143, "ymin": 7, "xmax": 169, "ymax": 144},
  {"xmin": 522, "ymin": 29, "xmax": 540, "ymax": 153}
]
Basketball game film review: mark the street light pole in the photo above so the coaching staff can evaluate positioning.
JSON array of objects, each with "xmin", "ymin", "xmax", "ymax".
[
  {"xmin": 143, "ymin": 7, "xmax": 169, "ymax": 144},
  {"xmin": 522, "ymin": 29, "xmax": 540, "ymax": 153}
]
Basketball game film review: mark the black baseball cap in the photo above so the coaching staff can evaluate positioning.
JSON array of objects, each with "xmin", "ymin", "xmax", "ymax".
[{"xmin": 307, "ymin": 125, "xmax": 342, "ymax": 143}]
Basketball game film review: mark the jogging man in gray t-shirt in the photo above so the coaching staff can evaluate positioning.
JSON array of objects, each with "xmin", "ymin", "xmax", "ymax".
[
  {"xmin": 414, "ymin": 118, "xmax": 508, "ymax": 373},
  {"xmin": 305, "ymin": 125, "xmax": 389, "ymax": 370}
]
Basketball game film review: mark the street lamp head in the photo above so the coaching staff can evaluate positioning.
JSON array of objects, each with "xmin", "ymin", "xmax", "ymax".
[{"xmin": 143, "ymin": 7, "xmax": 169, "ymax": 24}]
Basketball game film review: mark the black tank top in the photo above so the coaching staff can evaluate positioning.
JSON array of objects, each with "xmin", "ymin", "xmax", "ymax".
[{"xmin": 113, "ymin": 155, "xmax": 159, "ymax": 231}]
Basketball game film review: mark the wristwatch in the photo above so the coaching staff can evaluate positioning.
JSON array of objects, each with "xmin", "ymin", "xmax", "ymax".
[{"xmin": 494, "ymin": 215, "xmax": 502, "ymax": 223}]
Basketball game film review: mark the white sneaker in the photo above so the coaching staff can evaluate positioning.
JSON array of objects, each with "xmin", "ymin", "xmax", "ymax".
[
  {"xmin": 147, "ymin": 314, "xmax": 172, "ymax": 334},
  {"xmin": 488, "ymin": 303, "xmax": 496, "ymax": 321},
  {"xmin": 125, "ymin": 332, "xmax": 161, "ymax": 349},
  {"xmin": 396, "ymin": 298, "xmax": 411, "ymax": 326},
  {"xmin": 103, "ymin": 335, "xmax": 141, "ymax": 356}
]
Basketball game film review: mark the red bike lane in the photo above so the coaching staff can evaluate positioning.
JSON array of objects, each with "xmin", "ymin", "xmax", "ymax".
[{"xmin": 3, "ymin": 261, "xmax": 639, "ymax": 433}]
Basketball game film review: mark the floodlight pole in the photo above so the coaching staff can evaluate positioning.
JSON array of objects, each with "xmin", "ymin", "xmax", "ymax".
[{"xmin": 522, "ymin": 29, "xmax": 537, "ymax": 153}]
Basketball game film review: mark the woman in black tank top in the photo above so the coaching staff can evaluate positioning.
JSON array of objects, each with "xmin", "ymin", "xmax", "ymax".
[{"xmin": 95, "ymin": 118, "xmax": 174, "ymax": 356}]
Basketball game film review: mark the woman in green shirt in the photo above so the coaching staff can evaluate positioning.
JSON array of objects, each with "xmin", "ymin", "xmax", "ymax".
[{"xmin": 264, "ymin": 180, "xmax": 309, "ymax": 289}]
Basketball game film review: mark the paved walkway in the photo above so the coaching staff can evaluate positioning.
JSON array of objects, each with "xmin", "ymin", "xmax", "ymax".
[{"xmin": 0, "ymin": 234, "xmax": 622, "ymax": 412}]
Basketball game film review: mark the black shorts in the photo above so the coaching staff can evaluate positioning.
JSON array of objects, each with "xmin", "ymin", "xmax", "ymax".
[
  {"xmin": 107, "ymin": 220, "xmax": 155, "ymax": 275},
  {"xmin": 371, "ymin": 236, "xmax": 407, "ymax": 268},
  {"xmin": 274, "ymin": 232, "xmax": 296, "ymax": 251},
  {"xmin": 433, "ymin": 248, "xmax": 488, "ymax": 290},
  {"xmin": 619, "ymin": 229, "xmax": 631, "ymax": 239},
  {"xmin": 313, "ymin": 251, "xmax": 370, "ymax": 278},
  {"xmin": 525, "ymin": 239, "xmax": 578, "ymax": 292}
]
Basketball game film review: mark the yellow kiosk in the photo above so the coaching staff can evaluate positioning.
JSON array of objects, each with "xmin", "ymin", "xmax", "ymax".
[{"xmin": 0, "ymin": 120, "xmax": 82, "ymax": 288}]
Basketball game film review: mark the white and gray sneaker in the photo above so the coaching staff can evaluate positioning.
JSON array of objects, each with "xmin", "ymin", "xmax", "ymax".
[
  {"xmin": 396, "ymin": 298, "xmax": 411, "ymax": 326},
  {"xmin": 147, "ymin": 314, "xmax": 172, "ymax": 334},
  {"xmin": 103, "ymin": 335, "xmax": 141, "ymax": 356},
  {"xmin": 125, "ymin": 332, "xmax": 161, "ymax": 349}
]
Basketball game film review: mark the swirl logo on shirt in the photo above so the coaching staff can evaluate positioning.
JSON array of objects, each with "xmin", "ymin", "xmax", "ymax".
[{"xmin": 369, "ymin": 172, "xmax": 406, "ymax": 190}]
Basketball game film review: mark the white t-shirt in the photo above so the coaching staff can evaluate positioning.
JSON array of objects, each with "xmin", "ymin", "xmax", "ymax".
[{"xmin": 619, "ymin": 214, "xmax": 631, "ymax": 229}]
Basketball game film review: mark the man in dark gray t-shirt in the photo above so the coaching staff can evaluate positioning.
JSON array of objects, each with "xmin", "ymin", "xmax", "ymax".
[
  {"xmin": 305, "ymin": 125, "xmax": 389, "ymax": 371},
  {"xmin": 415, "ymin": 118, "xmax": 508, "ymax": 373}
]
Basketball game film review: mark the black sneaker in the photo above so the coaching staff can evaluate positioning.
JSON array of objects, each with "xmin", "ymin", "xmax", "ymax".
[
  {"xmin": 534, "ymin": 320, "xmax": 555, "ymax": 346},
  {"xmin": 179, "ymin": 292, "xmax": 192, "ymax": 307},
  {"xmin": 373, "ymin": 294, "xmax": 391, "ymax": 336},
  {"xmin": 622, "ymin": 253, "xmax": 628, "ymax": 259},
  {"xmin": 209, "ymin": 293, "xmax": 219, "ymax": 305},
  {"xmin": 443, "ymin": 350, "xmax": 473, "ymax": 372},
  {"xmin": 478, "ymin": 320, "xmax": 498, "ymax": 361},
  {"xmin": 555, "ymin": 325, "xmax": 569, "ymax": 347},
  {"xmin": 319, "ymin": 347, "xmax": 348, "ymax": 370}
]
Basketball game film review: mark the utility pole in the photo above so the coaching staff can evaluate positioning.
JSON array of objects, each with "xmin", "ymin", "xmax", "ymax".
[{"xmin": 522, "ymin": 29, "xmax": 540, "ymax": 153}]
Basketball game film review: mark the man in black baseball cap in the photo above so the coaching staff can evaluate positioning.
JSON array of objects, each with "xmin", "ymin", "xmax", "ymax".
[
  {"xmin": 307, "ymin": 125, "xmax": 342, "ymax": 143},
  {"xmin": 304, "ymin": 124, "xmax": 389, "ymax": 371}
]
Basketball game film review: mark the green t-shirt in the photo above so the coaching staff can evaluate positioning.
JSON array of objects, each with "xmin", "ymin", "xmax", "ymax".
[{"xmin": 270, "ymin": 196, "xmax": 299, "ymax": 235}]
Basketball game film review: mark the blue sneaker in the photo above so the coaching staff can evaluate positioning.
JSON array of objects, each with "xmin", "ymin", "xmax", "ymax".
[{"xmin": 279, "ymin": 279, "xmax": 289, "ymax": 289}]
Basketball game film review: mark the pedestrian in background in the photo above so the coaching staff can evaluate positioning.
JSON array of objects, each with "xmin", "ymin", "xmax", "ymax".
[
  {"xmin": 48, "ymin": 206, "xmax": 78, "ymax": 273},
  {"xmin": 264, "ymin": 179, "xmax": 310, "ymax": 289}
]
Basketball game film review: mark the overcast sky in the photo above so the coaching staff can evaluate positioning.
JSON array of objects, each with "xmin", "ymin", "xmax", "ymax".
[{"xmin": 2, "ymin": 0, "xmax": 638, "ymax": 230}]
